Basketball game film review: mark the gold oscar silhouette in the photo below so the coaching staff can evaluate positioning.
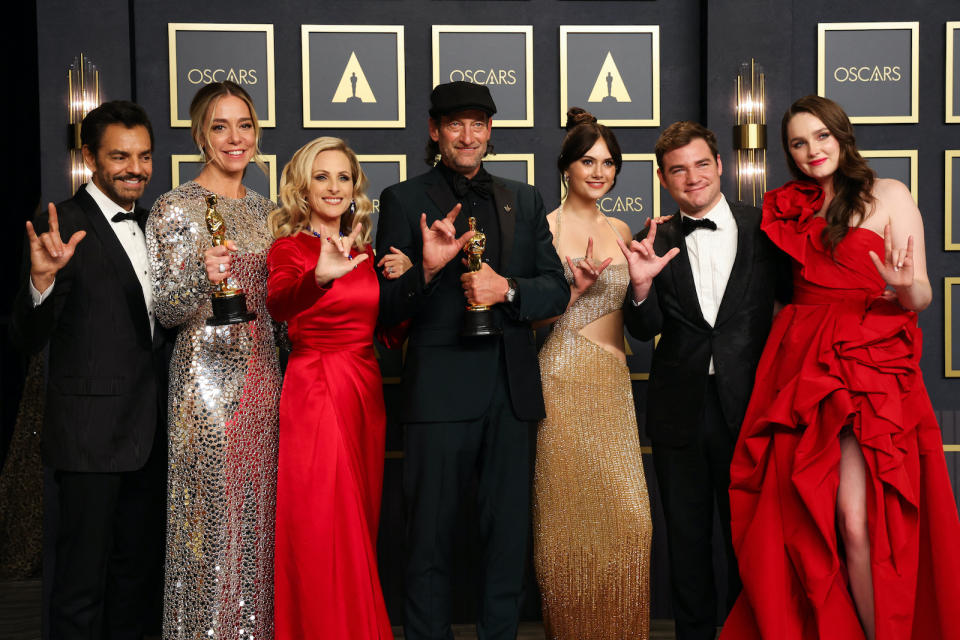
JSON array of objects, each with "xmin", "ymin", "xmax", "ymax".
[
  {"xmin": 460, "ymin": 217, "xmax": 502, "ymax": 337},
  {"xmin": 204, "ymin": 194, "xmax": 257, "ymax": 326}
]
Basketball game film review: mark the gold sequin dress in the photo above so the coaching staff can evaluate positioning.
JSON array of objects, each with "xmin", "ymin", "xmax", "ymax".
[
  {"xmin": 147, "ymin": 181, "xmax": 281, "ymax": 640},
  {"xmin": 533, "ymin": 215, "xmax": 652, "ymax": 640}
]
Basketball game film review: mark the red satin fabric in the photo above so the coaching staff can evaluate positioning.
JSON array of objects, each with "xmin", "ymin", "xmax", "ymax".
[
  {"xmin": 720, "ymin": 182, "xmax": 960, "ymax": 640},
  {"xmin": 267, "ymin": 234, "xmax": 393, "ymax": 640}
]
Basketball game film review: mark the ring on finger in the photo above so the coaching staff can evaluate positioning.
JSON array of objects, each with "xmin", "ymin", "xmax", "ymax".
[{"xmin": 218, "ymin": 263, "xmax": 226, "ymax": 273}]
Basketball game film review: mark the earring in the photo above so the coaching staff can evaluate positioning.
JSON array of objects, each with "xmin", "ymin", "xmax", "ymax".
[
  {"xmin": 350, "ymin": 200, "xmax": 356, "ymax": 214},
  {"xmin": 562, "ymin": 174, "xmax": 569, "ymax": 183}
]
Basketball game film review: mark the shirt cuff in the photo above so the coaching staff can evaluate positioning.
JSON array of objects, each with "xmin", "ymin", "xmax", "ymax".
[
  {"xmin": 30, "ymin": 278, "xmax": 54, "ymax": 307},
  {"xmin": 630, "ymin": 295, "xmax": 646, "ymax": 307}
]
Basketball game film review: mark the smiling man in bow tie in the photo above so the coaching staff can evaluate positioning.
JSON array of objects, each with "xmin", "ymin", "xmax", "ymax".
[
  {"xmin": 619, "ymin": 120, "xmax": 790, "ymax": 640},
  {"xmin": 375, "ymin": 81, "xmax": 568, "ymax": 640},
  {"xmin": 12, "ymin": 101, "xmax": 169, "ymax": 640}
]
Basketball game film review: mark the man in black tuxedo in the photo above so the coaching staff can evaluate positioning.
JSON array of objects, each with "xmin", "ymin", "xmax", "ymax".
[
  {"xmin": 621, "ymin": 121, "xmax": 788, "ymax": 640},
  {"xmin": 11, "ymin": 101, "xmax": 167, "ymax": 640},
  {"xmin": 376, "ymin": 81, "xmax": 568, "ymax": 640}
]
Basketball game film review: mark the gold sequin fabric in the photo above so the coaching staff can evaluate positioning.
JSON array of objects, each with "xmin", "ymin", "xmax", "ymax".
[
  {"xmin": 0, "ymin": 354, "xmax": 44, "ymax": 579},
  {"xmin": 147, "ymin": 181, "xmax": 281, "ymax": 640},
  {"xmin": 533, "ymin": 260, "xmax": 652, "ymax": 640}
]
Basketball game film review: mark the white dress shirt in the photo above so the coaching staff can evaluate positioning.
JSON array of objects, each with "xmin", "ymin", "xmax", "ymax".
[
  {"xmin": 30, "ymin": 182, "xmax": 155, "ymax": 336},
  {"xmin": 681, "ymin": 197, "xmax": 737, "ymax": 374}
]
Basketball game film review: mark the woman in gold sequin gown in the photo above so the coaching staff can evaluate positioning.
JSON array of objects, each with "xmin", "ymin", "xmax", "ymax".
[
  {"xmin": 533, "ymin": 108, "xmax": 652, "ymax": 639},
  {"xmin": 146, "ymin": 82, "xmax": 281, "ymax": 640}
]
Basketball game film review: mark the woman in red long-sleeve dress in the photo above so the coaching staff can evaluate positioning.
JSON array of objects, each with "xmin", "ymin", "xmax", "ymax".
[{"xmin": 266, "ymin": 137, "xmax": 408, "ymax": 639}]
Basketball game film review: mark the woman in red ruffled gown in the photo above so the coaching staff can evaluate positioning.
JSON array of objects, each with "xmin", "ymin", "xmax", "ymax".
[
  {"xmin": 720, "ymin": 95, "xmax": 960, "ymax": 640},
  {"xmin": 266, "ymin": 137, "xmax": 408, "ymax": 639}
]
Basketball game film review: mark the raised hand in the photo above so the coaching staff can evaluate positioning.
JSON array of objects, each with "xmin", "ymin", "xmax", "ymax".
[
  {"xmin": 314, "ymin": 223, "xmax": 369, "ymax": 286},
  {"xmin": 377, "ymin": 246, "xmax": 413, "ymax": 280},
  {"xmin": 567, "ymin": 237, "xmax": 613, "ymax": 297},
  {"xmin": 205, "ymin": 239, "xmax": 238, "ymax": 285},
  {"xmin": 420, "ymin": 203, "xmax": 475, "ymax": 283},
  {"xmin": 26, "ymin": 202, "xmax": 86, "ymax": 294},
  {"xmin": 868, "ymin": 223, "xmax": 914, "ymax": 289},
  {"xmin": 617, "ymin": 217, "xmax": 680, "ymax": 302}
]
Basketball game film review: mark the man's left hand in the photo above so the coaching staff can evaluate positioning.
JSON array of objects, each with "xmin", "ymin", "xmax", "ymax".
[{"xmin": 460, "ymin": 262, "xmax": 509, "ymax": 307}]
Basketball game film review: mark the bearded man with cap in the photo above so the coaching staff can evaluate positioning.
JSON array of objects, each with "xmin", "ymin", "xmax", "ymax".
[{"xmin": 376, "ymin": 81, "xmax": 568, "ymax": 639}]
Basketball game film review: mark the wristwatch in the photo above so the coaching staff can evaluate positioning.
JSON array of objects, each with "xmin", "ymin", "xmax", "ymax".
[{"xmin": 505, "ymin": 278, "xmax": 517, "ymax": 303}]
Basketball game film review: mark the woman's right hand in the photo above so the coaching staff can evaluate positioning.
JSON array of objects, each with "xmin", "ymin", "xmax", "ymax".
[
  {"xmin": 567, "ymin": 237, "xmax": 612, "ymax": 297},
  {"xmin": 314, "ymin": 223, "xmax": 370, "ymax": 287},
  {"xmin": 205, "ymin": 239, "xmax": 237, "ymax": 285}
]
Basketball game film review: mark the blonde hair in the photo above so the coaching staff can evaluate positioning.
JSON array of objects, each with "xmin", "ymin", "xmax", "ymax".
[
  {"xmin": 189, "ymin": 81, "xmax": 268, "ymax": 177},
  {"xmin": 268, "ymin": 137, "xmax": 373, "ymax": 249}
]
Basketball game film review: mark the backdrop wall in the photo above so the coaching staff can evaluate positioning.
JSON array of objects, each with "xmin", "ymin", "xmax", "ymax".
[{"xmin": 19, "ymin": 0, "xmax": 960, "ymax": 627}]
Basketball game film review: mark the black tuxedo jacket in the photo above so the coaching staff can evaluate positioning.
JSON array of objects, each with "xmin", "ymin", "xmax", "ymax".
[
  {"xmin": 624, "ymin": 201, "xmax": 789, "ymax": 447},
  {"xmin": 11, "ymin": 187, "xmax": 168, "ymax": 472},
  {"xmin": 376, "ymin": 166, "xmax": 568, "ymax": 424}
]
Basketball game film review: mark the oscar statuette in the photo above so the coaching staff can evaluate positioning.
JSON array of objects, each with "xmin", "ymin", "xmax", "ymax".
[
  {"xmin": 460, "ymin": 217, "xmax": 502, "ymax": 337},
  {"xmin": 204, "ymin": 194, "xmax": 257, "ymax": 326}
]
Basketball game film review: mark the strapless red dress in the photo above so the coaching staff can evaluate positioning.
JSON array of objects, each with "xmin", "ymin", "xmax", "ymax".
[
  {"xmin": 719, "ymin": 181, "xmax": 960, "ymax": 640},
  {"xmin": 267, "ymin": 234, "xmax": 396, "ymax": 639}
]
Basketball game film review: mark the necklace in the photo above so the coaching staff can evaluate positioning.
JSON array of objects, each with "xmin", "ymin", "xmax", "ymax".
[{"xmin": 308, "ymin": 227, "xmax": 343, "ymax": 239}]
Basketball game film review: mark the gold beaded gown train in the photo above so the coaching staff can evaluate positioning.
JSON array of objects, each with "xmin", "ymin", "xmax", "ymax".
[{"xmin": 533, "ymin": 233, "xmax": 652, "ymax": 639}]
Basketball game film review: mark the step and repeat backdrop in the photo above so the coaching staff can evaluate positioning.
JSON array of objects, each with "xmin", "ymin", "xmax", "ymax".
[{"xmin": 121, "ymin": 2, "xmax": 957, "ymax": 621}]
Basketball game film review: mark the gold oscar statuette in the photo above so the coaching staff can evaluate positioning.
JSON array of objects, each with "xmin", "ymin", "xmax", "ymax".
[
  {"xmin": 204, "ymin": 194, "xmax": 257, "ymax": 326},
  {"xmin": 460, "ymin": 216, "xmax": 502, "ymax": 337}
]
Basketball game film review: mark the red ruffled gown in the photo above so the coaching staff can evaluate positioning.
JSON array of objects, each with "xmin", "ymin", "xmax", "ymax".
[
  {"xmin": 720, "ymin": 181, "xmax": 960, "ymax": 640},
  {"xmin": 267, "ymin": 233, "xmax": 395, "ymax": 640}
]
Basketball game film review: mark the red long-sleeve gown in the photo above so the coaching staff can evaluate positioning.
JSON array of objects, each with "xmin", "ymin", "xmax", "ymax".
[{"xmin": 267, "ymin": 233, "xmax": 394, "ymax": 640}]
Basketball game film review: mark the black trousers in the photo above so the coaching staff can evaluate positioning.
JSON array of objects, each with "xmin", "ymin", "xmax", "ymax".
[
  {"xmin": 402, "ymin": 372, "xmax": 533, "ymax": 640},
  {"xmin": 652, "ymin": 377, "xmax": 742, "ymax": 640},
  {"xmin": 49, "ymin": 429, "xmax": 165, "ymax": 640}
]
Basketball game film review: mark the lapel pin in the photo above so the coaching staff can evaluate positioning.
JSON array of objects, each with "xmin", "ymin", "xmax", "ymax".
[{"xmin": 504, "ymin": 205, "xmax": 512, "ymax": 213}]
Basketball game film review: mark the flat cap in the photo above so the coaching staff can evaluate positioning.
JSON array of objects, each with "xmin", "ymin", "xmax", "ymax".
[{"xmin": 429, "ymin": 81, "xmax": 497, "ymax": 118}]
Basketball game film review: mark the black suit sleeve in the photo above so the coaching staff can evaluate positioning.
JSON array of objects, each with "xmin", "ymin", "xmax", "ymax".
[
  {"xmin": 375, "ymin": 186, "xmax": 439, "ymax": 328},
  {"xmin": 622, "ymin": 228, "xmax": 663, "ymax": 341},
  {"xmin": 505, "ymin": 188, "xmax": 567, "ymax": 322},
  {"xmin": 10, "ymin": 207, "xmax": 78, "ymax": 355}
]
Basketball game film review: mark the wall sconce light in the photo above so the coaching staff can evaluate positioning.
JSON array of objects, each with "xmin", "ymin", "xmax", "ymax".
[
  {"xmin": 734, "ymin": 59, "xmax": 766, "ymax": 206},
  {"xmin": 68, "ymin": 54, "xmax": 99, "ymax": 193}
]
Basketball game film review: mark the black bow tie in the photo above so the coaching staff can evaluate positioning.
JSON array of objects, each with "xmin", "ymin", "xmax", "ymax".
[
  {"xmin": 452, "ymin": 171, "xmax": 493, "ymax": 199},
  {"xmin": 681, "ymin": 216, "xmax": 717, "ymax": 236},
  {"xmin": 112, "ymin": 211, "xmax": 138, "ymax": 223}
]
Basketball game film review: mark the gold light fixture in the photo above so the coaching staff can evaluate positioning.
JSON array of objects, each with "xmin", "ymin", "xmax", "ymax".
[
  {"xmin": 68, "ymin": 54, "xmax": 100, "ymax": 193},
  {"xmin": 734, "ymin": 59, "xmax": 766, "ymax": 206}
]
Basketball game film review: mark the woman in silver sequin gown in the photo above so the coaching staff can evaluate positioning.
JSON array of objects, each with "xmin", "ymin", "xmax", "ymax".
[
  {"xmin": 532, "ymin": 109, "xmax": 652, "ymax": 639},
  {"xmin": 146, "ymin": 82, "xmax": 281, "ymax": 640}
]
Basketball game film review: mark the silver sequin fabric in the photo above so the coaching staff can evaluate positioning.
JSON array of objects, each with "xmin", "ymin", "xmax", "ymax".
[
  {"xmin": 533, "ymin": 259, "xmax": 653, "ymax": 640},
  {"xmin": 147, "ymin": 181, "xmax": 281, "ymax": 640}
]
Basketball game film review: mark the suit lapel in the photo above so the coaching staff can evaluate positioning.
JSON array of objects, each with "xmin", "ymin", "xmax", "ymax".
[
  {"xmin": 715, "ymin": 203, "xmax": 754, "ymax": 325},
  {"xmin": 492, "ymin": 180, "xmax": 515, "ymax": 272},
  {"xmin": 423, "ymin": 167, "xmax": 464, "ymax": 230},
  {"xmin": 76, "ymin": 188, "xmax": 152, "ymax": 345},
  {"xmin": 662, "ymin": 214, "xmax": 709, "ymax": 327}
]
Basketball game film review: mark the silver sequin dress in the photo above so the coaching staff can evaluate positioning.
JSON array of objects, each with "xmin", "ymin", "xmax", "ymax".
[{"xmin": 147, "ymin": 181, "xmax": 281, "ymax": 640}]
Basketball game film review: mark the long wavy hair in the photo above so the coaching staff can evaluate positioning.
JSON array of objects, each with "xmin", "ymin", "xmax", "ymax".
[
  {"xmin": 268, "ymin": 137, "xmax": 373, "ymax": 249},
  {"xmin": 189, "ymin": 81, "xmax": 268, "ymax": 177},
  {"xmin": 558, "ymin": 107, "xmax": 623, "ymax": 198},
  {"xmin": 781, "ymin": 95, "xmax": 875, "ymax": 250}
]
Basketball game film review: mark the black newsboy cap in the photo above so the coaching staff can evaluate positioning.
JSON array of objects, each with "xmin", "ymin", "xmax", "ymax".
[{"xmin": 429, "ymin": 81, "xmax": 497, "ymax": 118}]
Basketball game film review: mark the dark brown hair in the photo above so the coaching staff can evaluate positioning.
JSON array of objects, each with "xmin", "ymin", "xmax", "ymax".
[
  {"xmin": 781, "ymin": 95, "xmax": 875, "ymax": 250},
  {"xmin": 654, "ymin": 121, "xmax": 719, "ymax": 170},
  {"xmin": 558, "ymin": 107, "xmax": 622, "ymax": 195}
]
